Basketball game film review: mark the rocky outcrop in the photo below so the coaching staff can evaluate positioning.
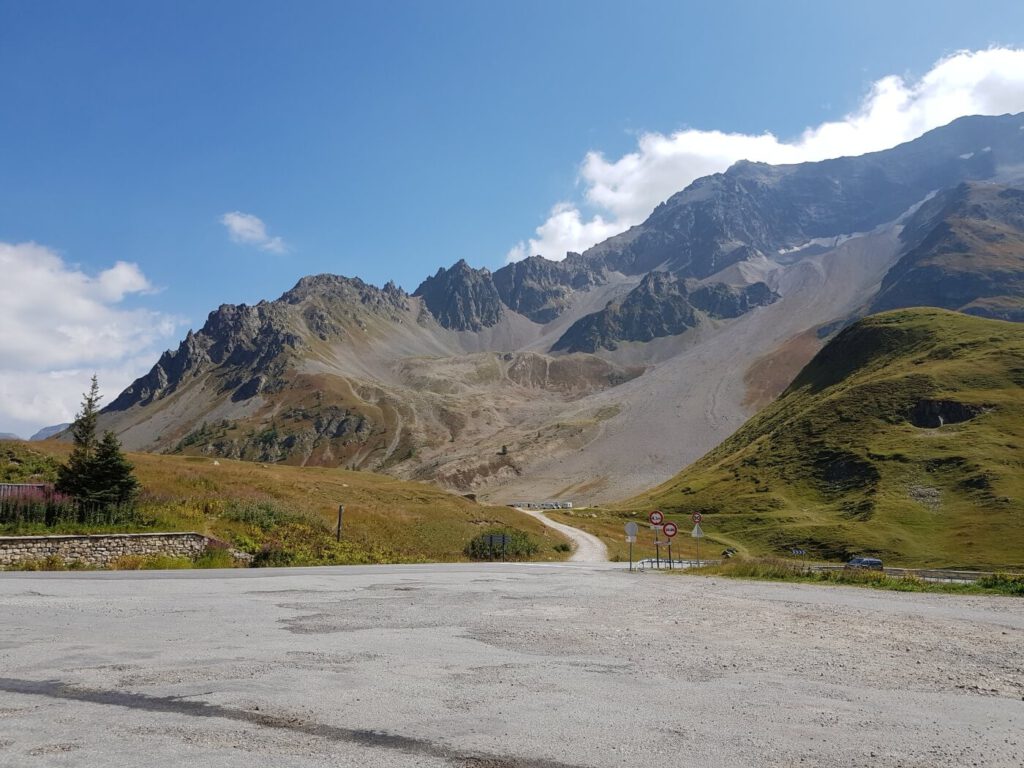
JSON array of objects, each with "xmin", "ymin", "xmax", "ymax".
[
  {"xmin": 107, "ymin": 301, "xmax": 301, "ymax": 411},
  {"xmin": 413, "ymin": 260, "xmax": 504, "ymax": 331},
  {"xmin": 871, "ymin": 182, "xmax": 1024, "ymax": 319},
  {"xmin": 552, "ymin": 272, "xmax": 696, "ymax": 352},
  {"xmin": 690, "ymin": 282, "xmax": 779, "ymax": 318},
  {"xmin": 909, "ymin": 399, "xmax": 986, "ymax": 428},
  {"xmin": 552, "ymin": 272, "xmax": 777, "ymax": 353},
  {"xmin": 492, "ymin": 254, "xmax": 605, "ymax": 323}
]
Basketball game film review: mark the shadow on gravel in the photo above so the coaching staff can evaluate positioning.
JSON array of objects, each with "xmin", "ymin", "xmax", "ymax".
[{"xmin": 0, "ymin": 677, "xmax": 580, "ymax": 768}]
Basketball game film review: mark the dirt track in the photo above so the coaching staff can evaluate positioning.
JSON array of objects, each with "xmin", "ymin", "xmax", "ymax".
[
  {"xmin": 515, "ymin": 507, "xmax": 609, "ymax": 562},
  {"xmin": 0, "ymin": 563, "xmax": 1021, "ymax": 767}
]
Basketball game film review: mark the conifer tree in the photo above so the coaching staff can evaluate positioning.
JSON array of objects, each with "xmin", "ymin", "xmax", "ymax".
[
  {"xmin": 56, "ymin": 376, "xmax": 140, "ymax": 507},
  {"xmin": 92, "ymin": 430, "xmax": 140, "ymax": 505},
  {"xmin": 56, "ymin": 376, "xmax": 102, "ymax": 500}
]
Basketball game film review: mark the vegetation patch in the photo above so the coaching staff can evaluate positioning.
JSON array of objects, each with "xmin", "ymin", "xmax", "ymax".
[
  {"xmin": 615, "ymin": 310, "xmax": 1024, "ymax": 570},
  {"xmin": 465, "ymin": 528, "xmax": 540, "ymax": 561},
  {"xmin": 678, "ymin": 557, "xmax": 1024, "ymax": 597}
]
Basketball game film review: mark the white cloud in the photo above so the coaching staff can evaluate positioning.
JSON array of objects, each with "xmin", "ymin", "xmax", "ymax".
[
  {"xmin": 508, "ymin": 47, "xmax": 1024, "ymax": 262},
  {"xmin": 220, "ymin": 211, "xmax": 288, "ymax": 254},
  {"xmin": 0, "ymin": 242, "xmax": 180, "ymax": 437}
]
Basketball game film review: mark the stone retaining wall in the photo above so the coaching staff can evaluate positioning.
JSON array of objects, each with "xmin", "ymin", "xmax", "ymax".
[{"xmin": 0, "ymin": 532, "xmax": 215, "ymax": 568}]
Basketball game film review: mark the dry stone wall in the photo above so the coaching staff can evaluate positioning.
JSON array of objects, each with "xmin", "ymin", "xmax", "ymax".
[{"xmin": 0, "ymin": 533, "xmax": 213, "ymax": 568}]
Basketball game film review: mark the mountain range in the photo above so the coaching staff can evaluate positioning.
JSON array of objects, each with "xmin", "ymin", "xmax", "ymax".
[{"xmin": 96, "ymin": 113, "xmax": 1024, "ymax": 504}]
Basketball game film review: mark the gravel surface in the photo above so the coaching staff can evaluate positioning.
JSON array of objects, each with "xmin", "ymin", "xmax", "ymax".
[
  {"xmin": 514, "ymin": 509, "xmax": 608, "ymax": 562},
  {"xmin": 0, "ymin": 563, "xmax": 1021, "ymax": 767}
]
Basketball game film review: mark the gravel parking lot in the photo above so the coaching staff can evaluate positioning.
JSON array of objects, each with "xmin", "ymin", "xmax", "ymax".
[{"xmin": 1, "ymin": 563, "xmax": 1022, "ymax": 767}]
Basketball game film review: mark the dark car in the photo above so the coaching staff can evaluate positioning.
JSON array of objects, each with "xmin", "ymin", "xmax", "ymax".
[{"xmin": 845, "ymin": 556, "xmax": 883, "ymax": 571}]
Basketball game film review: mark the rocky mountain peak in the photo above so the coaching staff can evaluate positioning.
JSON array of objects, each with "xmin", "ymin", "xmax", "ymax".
[
  {"xmin": 491, "ymin": 254, "xmax": 606, "ymax": 324},
  {"xmin": 581, "ymin": 112, "xmax": 1024, "ymax": 281},
  {"xmin": 413, "ymin": 260, "xmax": 504, "ymax": 331}
]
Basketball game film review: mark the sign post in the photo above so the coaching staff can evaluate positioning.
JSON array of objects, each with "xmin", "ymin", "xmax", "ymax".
[
  {"xmin": 624, "ymin": 522, "xmax": 639, "ymax": 571},
  {"xmin": 336, "ymin": 504, "xmax": 345, "ymax": 542},
  {"xmin": 649, "ymin": 511, "xmax": 664, "ymax": 568},
  {"xmin": 485, "ymin": 533, "xmax": 509, "ymax": 561},
  {"xmin": 691, "ymin": 521, "xmax": 705, "ymax": 567},
  {"xmin": 663, "ymin": 522, "xmax": 678, "ymax": 568}
]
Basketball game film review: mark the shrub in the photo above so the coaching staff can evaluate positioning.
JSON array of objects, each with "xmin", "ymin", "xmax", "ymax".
[
  {"xmin": 977, "ymin": 573, "xmax": 1024, "ymax": 595},
  {"xmin": 110, "ymin": 554, "xmax": 146, "ymax": 570},
  {"xmin": 194, "ymin": 547, "xmax": 238, "ymax": 569},
  {"xmin": 252, "ymin": 545, "xmax": 300, "ymax": 568},
  {"xmin": 465, "ymin": 528, "xmax": 539, "ymax": 561},
  {"xmin": 219, "ymin": 499, "xmax": 304, "ymax": 531}
]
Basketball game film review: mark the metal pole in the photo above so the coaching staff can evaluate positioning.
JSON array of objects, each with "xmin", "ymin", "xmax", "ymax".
[
  {"xmin": 668, "ymin": 541, "xmax": 673, "ymax": 569},
  {"xmin": 629, "ymin": 539, "xmax": 633, "ymax": 572},
  {"xmin": 696, "ymin": 536, "xmax": 700, "ymax": 568},
  {"xmin": 336, "ymin": 505, "xmax": 344, "ymax": 542},
  {"xmin": 655, "ymin": 540, "xmax": 660, "ymax": 569}
]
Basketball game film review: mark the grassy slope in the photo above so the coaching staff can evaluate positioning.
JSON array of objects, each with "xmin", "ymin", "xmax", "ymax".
[
  {"xmin": 602, "ymin": 309, "xmax": 1024, "ymax": 569},
  {"xmin": 0, "ymin": 440, "xmax": 570, "ymax": 563}
]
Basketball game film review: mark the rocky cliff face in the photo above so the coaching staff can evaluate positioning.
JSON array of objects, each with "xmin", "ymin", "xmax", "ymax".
[
  {"xmin": 107, "ymin": 301, "xmax": 302, "ymax": 411},
  {"xmin": 491, "ymin": 254, "xmax": 606, "ymax": 323},
  {"xmin": 413, "ymin": 260, "xmax": 504, "ymax": 331},
  {"xmin": 689, "ymin": 282, "xmax": 779, "ymax": 318},
  {"xmin": 582, "ymin": 113, "xmax": 1024, "ymax": 280},
  {"xmin": 871, "ymin": 182, "xmax": 1024, "ymax": 321},
  {"xmin": 552, "ymin": 272, "xmax": 778, "ymax": 353}
]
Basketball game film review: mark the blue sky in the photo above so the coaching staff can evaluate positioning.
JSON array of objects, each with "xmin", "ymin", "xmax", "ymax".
[{"xmin": 1, "ymin": 1, "xmax": 1024, "ymax": 434}]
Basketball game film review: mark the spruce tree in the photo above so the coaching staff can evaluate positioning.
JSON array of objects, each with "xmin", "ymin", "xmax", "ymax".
[
  {"xmin": 56, "ymin": 376, "xmax": 140, "ymax": 507},
  {"xmin": 92, "ymin": 430, "xmax": 140, "ymax": 506},
  {"xmin": 56, "ymin": 376, "xmax": 102, "ymax": 500}
]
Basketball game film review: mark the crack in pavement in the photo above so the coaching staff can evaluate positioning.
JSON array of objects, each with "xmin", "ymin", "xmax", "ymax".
[{"xmin": 0, "ymin": 677, "xmax": 586, "ymax": 768}]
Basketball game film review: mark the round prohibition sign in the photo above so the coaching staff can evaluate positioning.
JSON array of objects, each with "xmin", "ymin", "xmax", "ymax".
[
  {"xmin": 649, "ymin": 510, "xmax": 665, "ymax": 526},
  {"xmin": 663, "ymin": 522, "xmax": 678, "ymax": 538},
  {"xmin": 691, "ymin": 512, "xmax": 703, "ymax": 524}
]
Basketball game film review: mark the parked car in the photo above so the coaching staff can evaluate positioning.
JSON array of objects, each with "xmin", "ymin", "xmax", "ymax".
[{"xmin": 845, "ymin": 556, "xmax": 883, "ymax": 571}]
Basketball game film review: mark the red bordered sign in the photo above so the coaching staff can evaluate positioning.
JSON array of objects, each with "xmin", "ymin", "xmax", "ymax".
[
  {"xmin": 649, "ymin": 510, "xmax": 664, "ymax": 526},
  {"xmin": 691, "ymin": 512, "xmax": 703, "ymax": 524},
  {"xmin": 663, "ymin": 522, "xmax": 678, "ymax": 538}
]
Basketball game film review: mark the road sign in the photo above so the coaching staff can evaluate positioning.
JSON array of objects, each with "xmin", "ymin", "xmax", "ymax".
[
  {"xmin": 624, "ymin": 522, "xmax": 639, "ymax": 537},
  {"xmin": 691, "ymin": 523, "xmax": 704, "ymax": 538},
  {"xmin": 649, "ymin": 510, "xmax": 664, "ymax": 526},
  {"xmin": 663, "ymin": 522, "xmax": 678, "ymax": 538},
  {"xmin": 692, "ymin": 512, "xmax": 703, "ymax": 524}
]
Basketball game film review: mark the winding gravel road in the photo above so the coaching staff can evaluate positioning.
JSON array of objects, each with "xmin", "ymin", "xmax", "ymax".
[{"xmin": 515, "ymin": 507, "xmax": 608, "ymax": 562}]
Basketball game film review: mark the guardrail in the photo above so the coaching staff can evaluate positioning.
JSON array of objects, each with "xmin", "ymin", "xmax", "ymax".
[
  {"xmin": 633, "ymin": 559, "xmax": 1016, "ymax": 582},
  {"xmin": 636, "ymin": 558, "xmax": 721, "ymax": 571}
]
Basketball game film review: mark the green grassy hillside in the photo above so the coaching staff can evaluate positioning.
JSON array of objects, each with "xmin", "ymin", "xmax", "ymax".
[
  {"xmin": 1, "ymin": 441, "xmax": 570, "ymax": 564},
  {"xmin": 615, "ymin": 309, "xmax": 1024, "ymax": 569}
]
